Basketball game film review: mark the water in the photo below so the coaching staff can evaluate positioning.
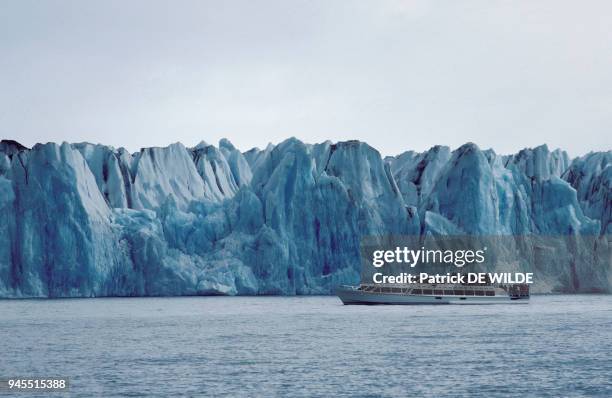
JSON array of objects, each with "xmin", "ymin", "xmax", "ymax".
[{"xmin": 1, "ymin": 295, "xmax": 611, "ymax": 397}]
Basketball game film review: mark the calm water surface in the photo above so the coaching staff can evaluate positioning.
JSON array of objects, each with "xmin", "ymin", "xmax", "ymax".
[{"xmin": 1, "ymin": 295, "xmax": 611, "ymax": 397}]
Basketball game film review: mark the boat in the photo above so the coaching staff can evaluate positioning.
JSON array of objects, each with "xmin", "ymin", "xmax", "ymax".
[{"xmin": 336, "ymin": 283, "xmax": 529, "ymax": 305}]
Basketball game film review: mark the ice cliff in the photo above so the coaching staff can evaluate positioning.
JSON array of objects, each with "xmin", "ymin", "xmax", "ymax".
[{"xmin": 0, "ymin": 139, "xmax": 610, "ymax": 297}]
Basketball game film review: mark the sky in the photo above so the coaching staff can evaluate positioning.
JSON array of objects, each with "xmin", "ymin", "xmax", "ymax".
[{"xmin": 1, "ymin": 0, "xmax": 611, "ymax": 157}]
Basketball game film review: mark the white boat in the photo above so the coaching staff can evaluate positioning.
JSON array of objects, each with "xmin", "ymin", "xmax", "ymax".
[{"xmin": 336, "ymin": 283, "xmax": 529, "ymax": 305}]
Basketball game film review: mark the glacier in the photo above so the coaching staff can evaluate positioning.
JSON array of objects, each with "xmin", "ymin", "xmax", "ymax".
[{"xmin": 0, "ymin": 138, "xmax": 610, "ymax": 297}]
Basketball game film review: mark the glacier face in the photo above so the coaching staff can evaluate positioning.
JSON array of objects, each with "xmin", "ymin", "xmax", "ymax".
[{"xmin": 0, "ymin": 139, "xmax": 610, "ymax": 297}]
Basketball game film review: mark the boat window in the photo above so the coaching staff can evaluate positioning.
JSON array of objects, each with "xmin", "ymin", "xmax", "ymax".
[
  {"xmin": 485, "ymin": 291, "xmax": 495, "ymax": 296},
  {"xmin": 422, "ymin": 289, "xmax": 432, "ymax": 295},
  {"xmin": 434, "ymin": 290, "xmax": 443, "ymax": 295},
  {"xmin": 454, "ymin": 290, "xmax": 465, "ymax": 295},
  {"xmin": 443, "ymin": 290, "xmax": 453, "ymax": 295},
  {"xmin": 464, "ymin": 290, "xmax": 474, "ymax": 296},
  {"xmin": 411, "ymin": 289, "xmax": 422, "ymax": 295},
  {"xmin": 475, "ymin": 290, "xmax": 485, "ymax": 296}
]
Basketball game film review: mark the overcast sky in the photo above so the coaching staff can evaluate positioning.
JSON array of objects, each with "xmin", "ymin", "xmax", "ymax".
[{"xmin": 1, "ymin": 0, "xmax": 611, "ymax": 156}]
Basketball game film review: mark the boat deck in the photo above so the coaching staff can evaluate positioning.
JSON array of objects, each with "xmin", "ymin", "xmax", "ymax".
[{"xmin": 337, "ymin": 283, "xmax": 529, "ymax": 305}]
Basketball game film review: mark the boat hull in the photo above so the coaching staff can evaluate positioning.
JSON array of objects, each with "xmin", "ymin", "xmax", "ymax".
[{"xmin": 336, "ymin": 286, "xmax": 529, "ymax": 305}]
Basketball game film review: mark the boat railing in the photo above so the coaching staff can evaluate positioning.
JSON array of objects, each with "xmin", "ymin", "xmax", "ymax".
[{"xmin": 344, "ymin": 283, "xmax": 528, "ymax": 298}]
